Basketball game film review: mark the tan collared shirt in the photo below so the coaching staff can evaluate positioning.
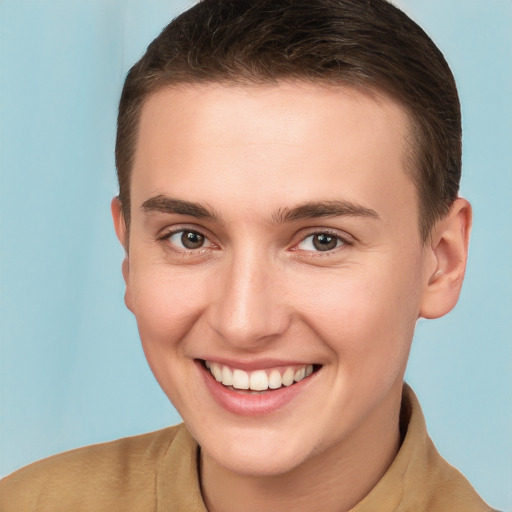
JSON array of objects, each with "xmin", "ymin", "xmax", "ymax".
[{"xmin": 0, "ymin": 386, "xmax": 495, "ymax": 511}]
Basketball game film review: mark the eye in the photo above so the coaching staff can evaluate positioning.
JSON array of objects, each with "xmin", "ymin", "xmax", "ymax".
[
  {"xmin": 167, "ymin": 230, "xmax": 212, "ymax": 250},
  {"xmin": 296, "ymin": 232, "xmax": 345, "ymax": 252}
]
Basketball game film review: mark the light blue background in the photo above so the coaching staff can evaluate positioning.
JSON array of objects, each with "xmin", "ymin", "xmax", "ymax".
[{"xmin": 0, "ymin": 1, "xmax": 510, "ymax": 509}]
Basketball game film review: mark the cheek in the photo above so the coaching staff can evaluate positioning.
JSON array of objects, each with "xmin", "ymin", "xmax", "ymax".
[
  {"xmin": 291, "ymin": 259, "xmax": 422, "ymax": 363},
  {"xmin": 126, "ymin": 265, "xmax": 212, "ymax": 409},
  {"xmin": 128, "ymin": 265, "xmax": 207, "ymax": 349}
]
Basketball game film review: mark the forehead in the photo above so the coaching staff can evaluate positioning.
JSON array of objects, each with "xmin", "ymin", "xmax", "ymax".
[{"xmin": 131, "ymin": 82, "xmax": 417, "ymax": 229}]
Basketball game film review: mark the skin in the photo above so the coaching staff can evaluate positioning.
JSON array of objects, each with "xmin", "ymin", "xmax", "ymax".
[{"xmin": 112, "ymin": 82, "xmax": 471, "ymax": 512}]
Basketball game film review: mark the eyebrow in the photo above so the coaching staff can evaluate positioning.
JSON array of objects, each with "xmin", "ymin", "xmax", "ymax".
[
  {"xmin": 141, "ymin": 195, "xmax": 380, "ymax": 224},
  {"xmin": 272, "ymin": 200, "xmax": 381, "ymax": 223},
  {"xmin": 141, "ymin": 195, "xmax": 220, "ymax": 221}
]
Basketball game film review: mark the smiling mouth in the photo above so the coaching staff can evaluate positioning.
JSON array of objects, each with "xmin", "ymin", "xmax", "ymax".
[{"xmin": 201, "ymin": 360, "xmax": 319, "ymax": 393}]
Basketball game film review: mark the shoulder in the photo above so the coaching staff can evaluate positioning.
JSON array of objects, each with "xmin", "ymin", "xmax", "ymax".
[
  {"xmin": 355, "ymin": 385, "xmax": 496, "ymax": 512},
  {"xmin": 0, "ymin": 425, "xmax": 183, "ymax": 512},
  {"xmin": 422, "ymin": 436, "xmax": 496, "ymax": 512},
  {"xmin": 399, "ymin": 386, "xmax": 495, "ymax": 512}
]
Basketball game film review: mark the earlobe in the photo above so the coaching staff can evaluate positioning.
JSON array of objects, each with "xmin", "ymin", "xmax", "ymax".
[
  {"xmin": 111, "ymin": 197, "xmax": 134, "ymax": 312},
  {"xmin": 419, "ymin": 198, "xmax": 472, "ymax": 319},
  {"xmin": 121, "ymin": 257, "xmax": 134, "ymax": 313}
]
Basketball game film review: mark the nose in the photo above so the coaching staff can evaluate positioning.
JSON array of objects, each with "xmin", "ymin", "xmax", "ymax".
[{"xmin": 206, "ymin": 249, "xmax": 291, "ymax": 350}]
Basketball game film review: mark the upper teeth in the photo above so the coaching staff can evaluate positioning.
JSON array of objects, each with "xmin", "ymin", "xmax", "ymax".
[{"xmin": 205, "ymin": 361, "xmax": 314, "ymax": 391}]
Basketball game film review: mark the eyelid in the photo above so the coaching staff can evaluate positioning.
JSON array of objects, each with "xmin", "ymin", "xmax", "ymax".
[
  {"xmin": 291, "ymin": 227, "xmax": 354, "ymax": 253},
  {"xmin": 156, "ymin": 224, "xmax": 353, "ymax": 254},
  {"xmin": 157, "ymin": 224, "xmax": 218, "ymax": 251}
]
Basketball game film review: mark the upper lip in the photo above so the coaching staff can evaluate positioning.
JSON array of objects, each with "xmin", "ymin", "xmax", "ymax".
[{"xmin": 197, "ymin": 357, "xmax": 317, "ymax": 372}]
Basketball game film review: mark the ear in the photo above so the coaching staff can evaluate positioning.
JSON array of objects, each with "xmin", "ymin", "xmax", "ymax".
[
  {"xmin": 419, "ymin": 198, "xmax": 472, "ymax": 319},
  {"xmin": 111, "ymin": 197, "xmax": 133, "ymax": 312},
  {"xmin": 111, "ymin": 196, "xmax": 128, "ymax": 248}
]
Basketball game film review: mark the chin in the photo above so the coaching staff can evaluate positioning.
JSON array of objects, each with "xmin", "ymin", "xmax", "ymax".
[
  {"xmin": 210, "ymin": 447, "xmax": 311, "ymax": 478},
  {"xmin": 197, "ymin": 423, "xmax": 316, "ymax": 478}
]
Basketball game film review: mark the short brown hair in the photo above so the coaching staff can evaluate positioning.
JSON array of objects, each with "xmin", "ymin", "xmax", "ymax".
[{"xmin": 116, "ymin": 0, "xmax": 461, "ymax": 241}]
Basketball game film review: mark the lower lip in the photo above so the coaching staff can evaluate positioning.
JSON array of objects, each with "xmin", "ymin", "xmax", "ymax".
[{"xmin": 197, "ymin": 361, "xmax": 317, "ymax": 416}]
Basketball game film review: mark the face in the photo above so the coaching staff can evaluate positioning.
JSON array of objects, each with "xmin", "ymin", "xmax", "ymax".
[{"xmin": 115, "ymin": 83, "xmax": 438, "ymax": 477}]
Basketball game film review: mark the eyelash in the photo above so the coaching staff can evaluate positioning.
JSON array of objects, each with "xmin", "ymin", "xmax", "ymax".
[
  {"xmin": 157, "ymin": 227, "xmax": 352, "ymax": 256},
  {"xmin": 293, "ymin": 229, "xmax": 352, "ymax": 255},
  {"xmin": 157, "ymin": 226, "xmax": 215, "ymax": 254}
]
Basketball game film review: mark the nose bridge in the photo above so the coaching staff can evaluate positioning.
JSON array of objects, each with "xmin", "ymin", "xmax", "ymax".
[{"xmin": 208, "ymin": 245, "xmax": 289, "ymax": 348}]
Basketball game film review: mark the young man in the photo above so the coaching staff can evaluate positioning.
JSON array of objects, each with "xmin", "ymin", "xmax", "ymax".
[{"xmin": 0, "ymin": 0, "xmax": 497, "ymax": 510}]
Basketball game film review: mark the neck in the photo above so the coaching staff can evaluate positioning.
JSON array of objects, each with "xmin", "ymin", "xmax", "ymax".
[{"xmin": 200, "ymin": 390, "xmax": 402, "ymax": 512}]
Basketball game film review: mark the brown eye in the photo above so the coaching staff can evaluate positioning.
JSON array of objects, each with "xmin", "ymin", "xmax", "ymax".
[
  {"xmin": 296, "ymin": 232, "xmax": 344, "ymax": 252},
  {"xmin": 312, "ymin": 233, "xmax": 339, "ymax": 251},
  {"xmin": 167, "ymin": 230, "xmax": 210, "ymax": 250},
  {"xmin": 181, "ymin": 231, "xmax": 205, "ymax": 249}
]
